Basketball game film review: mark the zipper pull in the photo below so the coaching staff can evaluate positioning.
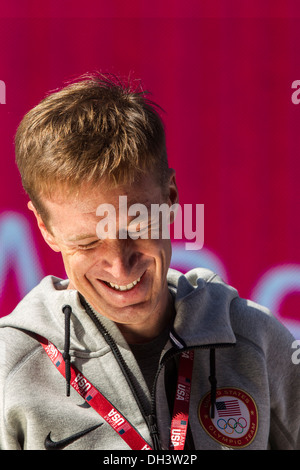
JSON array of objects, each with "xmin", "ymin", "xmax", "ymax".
[{"xmin": 147, "ymin": 414, "xmax": 161, "ymax": 450}]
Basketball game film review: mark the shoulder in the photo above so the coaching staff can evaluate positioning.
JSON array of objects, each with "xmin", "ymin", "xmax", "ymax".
[
  {"xmin": 0, "ymin": 275, "xmax": 66, "ymax": 325},
  {"xmin": 230, "ymin": 296, "xmax": 295, "ymax": 353},
  {"xmin": 0, "ymin": 327, "xmax": 42, "ymax": 392},
  {"xmin": 0, "ymin": 275, "xmax": 67, "ymax": 380}
]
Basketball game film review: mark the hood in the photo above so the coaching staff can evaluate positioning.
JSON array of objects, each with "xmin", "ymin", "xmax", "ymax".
[{"xmin": 168, "ymin": 268, "xmax": 238, "ymax": 348}]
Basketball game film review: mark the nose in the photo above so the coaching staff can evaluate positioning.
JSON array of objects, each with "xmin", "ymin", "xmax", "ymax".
[{"xmin": 99, "ymin": 239, "xmax": 141, "ymax": 281}]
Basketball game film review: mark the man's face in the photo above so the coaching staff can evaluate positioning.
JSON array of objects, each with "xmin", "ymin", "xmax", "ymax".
[{"xmin": 32, "ymin": 173, "xmax": 178, "ymax": 340}]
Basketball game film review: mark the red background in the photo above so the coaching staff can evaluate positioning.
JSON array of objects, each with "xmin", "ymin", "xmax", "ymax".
[{"xmin": 1, "ymin": 1, "xmax": 300, "ymax": 338}]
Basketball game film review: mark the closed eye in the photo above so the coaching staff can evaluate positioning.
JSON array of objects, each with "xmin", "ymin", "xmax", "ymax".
[{"xmin": 78, "ymin": 240, "xmax": 101, "ymax": 250}]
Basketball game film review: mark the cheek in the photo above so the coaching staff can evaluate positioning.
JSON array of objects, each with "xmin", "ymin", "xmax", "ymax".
[
  {"xmin": 61, "ymin": 250, "xmax": 92, "ymax": 278},
  {"xmin": 161, "ymin": 242, "xmax": 172, "ymax": 274},
  {"xmin": 139, "ymin": 239, "xmax": 172, "ymax": 269}
]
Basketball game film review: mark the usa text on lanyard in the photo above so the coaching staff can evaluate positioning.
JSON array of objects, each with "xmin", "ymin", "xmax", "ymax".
[{"xmin": 38, "ymin": 335, "xmax": 194, "ymax": 450}]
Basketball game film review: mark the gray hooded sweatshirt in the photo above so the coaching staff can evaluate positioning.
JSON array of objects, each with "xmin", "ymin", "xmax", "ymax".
[{"xmin": 0, "ymin": 268, "xmax": 299, "ymax": 450}]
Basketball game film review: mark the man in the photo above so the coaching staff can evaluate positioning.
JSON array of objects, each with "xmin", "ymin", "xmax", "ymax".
[{"xmin": 0, "ymin": 74, "xmax": 299, "ymax": 450}]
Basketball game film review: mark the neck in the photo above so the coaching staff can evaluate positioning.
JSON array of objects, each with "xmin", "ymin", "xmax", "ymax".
[{"xmin": 117, "ymin": 291, "xmax": 175, "ymax": 344}]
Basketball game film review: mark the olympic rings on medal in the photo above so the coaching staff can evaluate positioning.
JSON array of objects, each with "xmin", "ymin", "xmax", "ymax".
[{"xmin": 217, "ymin": 417, "xmax": 247, "ymax": 434}]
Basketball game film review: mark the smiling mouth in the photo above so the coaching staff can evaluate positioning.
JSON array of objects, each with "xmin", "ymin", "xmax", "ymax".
[{"xmin": 102, "ymin": 276, "xmax": 142, "ymax": 292}]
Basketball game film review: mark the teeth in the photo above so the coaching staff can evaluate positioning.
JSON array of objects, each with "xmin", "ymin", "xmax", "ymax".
[{"xmin": 107, "ymin": 277, "xmax": 141, "ymax": 291}]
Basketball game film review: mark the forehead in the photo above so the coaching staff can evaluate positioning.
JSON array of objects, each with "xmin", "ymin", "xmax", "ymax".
[
  {"xmin": 51, "ymin": 175, "xmax": 163, "ymax": 210},
  {"xmin": 42, "ymin": 175, "xmax": 165, "ymax": 238}
]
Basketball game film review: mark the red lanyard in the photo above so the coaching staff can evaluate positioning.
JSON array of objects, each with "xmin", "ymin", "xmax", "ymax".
[
  {"xmin": 38, "ymin": 335, "xmax": 194, "ymax": 450},
  {"xmin": 169, "ymin": 349, "xmax": 194, "ymax": 450}
]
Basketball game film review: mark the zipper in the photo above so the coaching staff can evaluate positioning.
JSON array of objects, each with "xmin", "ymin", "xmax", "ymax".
[
  {"xmin": 148, "ymin": 342, "xmax": 236, "ymax": 448},
  {"xmin": 80, "ymin": 296, "xmax": 156, "ymax": 443}
]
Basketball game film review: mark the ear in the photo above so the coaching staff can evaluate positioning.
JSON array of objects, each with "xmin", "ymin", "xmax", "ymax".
[
  {"xmin": 167, "ymin": 169, "xmax": 179, "ymax": 223},
  {"xmin": 27, "ymin": 201, "xmax": 61, "ymax": 253},
  {"xmin": 167, "ymin": 169, "xmax": 179, "ymax": 205}
]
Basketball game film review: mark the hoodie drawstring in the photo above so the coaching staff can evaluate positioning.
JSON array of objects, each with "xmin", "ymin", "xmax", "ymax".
[
  {"xmin": 60, "ymin": 302, "xmax": 218, "ymax": 419},
  {"xmin": 62, "ymin": 305, "xmax": 72, "ymax": 397},
  {"xmin": 209, "ymin": 348, "xmax": 217, "ymax": 419}
]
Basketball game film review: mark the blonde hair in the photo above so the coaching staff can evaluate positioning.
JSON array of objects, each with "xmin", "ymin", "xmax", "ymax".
[{"xmin": 15, "ymin": 73, "xmax": 169, "ymax": 222}]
